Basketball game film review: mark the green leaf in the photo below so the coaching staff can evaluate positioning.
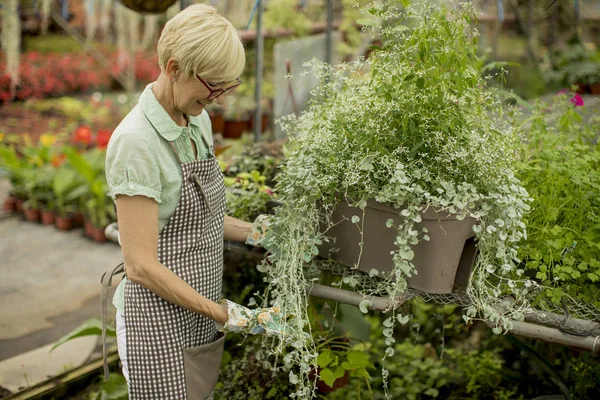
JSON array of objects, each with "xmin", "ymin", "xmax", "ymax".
[
  {"xmin": 351, "ymin": 215, "xmax": 360, "ymax": 223},
  {"xmin": 100, "ymin": 372, "xmax": 128, "ymax": 399},
  {"xmin": 51, "ymin": 319, "xmax": 115, "ymax": 351},
  {"xmin": 319, "ymin": 368, "xmax": 337, "ymax": 388},
  {"xmin": 333, "ymin": 366, "xmax": 345, "ymax": 380},
  {"xmin": 409, "ymin": 140, "xmax": 425, "ymax": 157},
  {"xmin": 317, "ymin": 350, "xmax": 333, "ymax": 368},
  {"xmin": 358, "ymin": 299, "xmax": 371, "ymax": 314},
  {"xmin": 416, "ymin": 77, "xmax": 425, "ymax": 89},
  {"xmin": 346, "ymin": 351, "xmax": 370, "ymax": 367},
  {"xmin": 399, "ymin": 249, "xmax": 414, "ymax": 260},
  {"xmin": 386, "ymin": 218, "xmax": 394, "ymax": 228}
]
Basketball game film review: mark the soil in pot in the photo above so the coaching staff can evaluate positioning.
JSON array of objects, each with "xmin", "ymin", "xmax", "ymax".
[
  {"xmin": 23, "ymin": 207, "xmax": 41, "ymax": 222},
  {"xmin": 55, "ymin": 215, "xmax": 74, "ymax": 231},
  {"xmin": 3, "ymin": 197, "xmax": 18, "ymax": 212},
  {"xmin": 40, "ymin": 210, "xmax": 55, "ymax": 225}
]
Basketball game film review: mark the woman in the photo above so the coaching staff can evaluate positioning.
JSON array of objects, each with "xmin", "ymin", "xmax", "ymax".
[{"xmin": 104, "ymin": 4, "xmax": 281, "ymax": 399}]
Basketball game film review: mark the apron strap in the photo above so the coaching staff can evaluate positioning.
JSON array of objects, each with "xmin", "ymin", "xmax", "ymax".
[{"xmin": 100, "ymin": 259, "xmax": 126, "ymax": 382}]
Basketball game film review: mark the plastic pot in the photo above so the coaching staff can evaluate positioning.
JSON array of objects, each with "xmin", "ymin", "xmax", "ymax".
[
  {"xmin": 40, "ymin": 210, "xmax": 56, "ymax": 225},
  {"xmin": 23, "ymin": 207, "xmax": 41, "ymax": 223},
  {"xmin": 210, "ymin": 114, "xmax": 225, "ymax": 134},
  {"xmin": 55, "ymin": 215, "xmax": 74, "ymax": 231},
  {"xmin": 318, "ymin": 198, "xmax": 478, "ymax": 294},
  {"xmin": 89, "ymin": 225, "xmax": 108, "ymax": 242},
  {"xmin": 3, "ymin": 196, "xmax": 18, "ymax": 212},
  {"xmin": 223, "ymin": 119, "xmax": 250, "ymax": 139}
]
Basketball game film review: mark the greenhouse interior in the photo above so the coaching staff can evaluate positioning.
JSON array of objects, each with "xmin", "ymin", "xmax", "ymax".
[{"xmin": 0, "ymin": 0, "xmax": 600, "ymax": 399}]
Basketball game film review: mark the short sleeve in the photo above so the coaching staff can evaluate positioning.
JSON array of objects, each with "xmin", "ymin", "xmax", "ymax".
[{"xmin": 105, "ymin": 131, "xmax": 162, "ymax": 203}]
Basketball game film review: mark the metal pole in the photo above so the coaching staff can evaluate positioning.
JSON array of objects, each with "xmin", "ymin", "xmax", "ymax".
[
  {"xmin": 306, "ymin": 283, "xmax": 406, "ymax": 312},
  {"xmin": 488, "ymin": 320, "xmax": 600, "ymax": 354},
  {"xmin": 325, "ymin": 0, "xmax": 333, "ymax": 67},
  {"xmin": 254, "ymin": 0, "xmax": 264, "ymax": 141}
]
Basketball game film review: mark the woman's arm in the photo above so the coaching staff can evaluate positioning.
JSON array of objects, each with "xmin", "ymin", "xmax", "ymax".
[
  {"xmin": 223, "ymin": 215, "xmax": 252, "ymax": 242},
  {"xmin": 116, "ymin": 195, "xmax": 227, "ymax": 324}
]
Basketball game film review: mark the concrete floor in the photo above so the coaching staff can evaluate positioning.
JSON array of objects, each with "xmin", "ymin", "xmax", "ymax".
[{"xmin": 0, "ymin": 177, "xmax": 121, "ymax": 362}]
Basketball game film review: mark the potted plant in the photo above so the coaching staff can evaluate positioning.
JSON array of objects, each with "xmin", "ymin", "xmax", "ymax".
[
  {"xmin": 257, "ymin": 1, "xmax": 532, "ymax": 396},
  {"xmin": 65, "ymin": 148, "xmax": 115, "ymax": 241},
  {"xmin": 223, "ymin": 169, "xmax": 275, "ymax": 222},
  {"xmin": 222, "ymin": 94, "xmax": 255, "ymax": 139},
  {"xmin": 27, "ymin": 165, "xmax": 57, "ymax": 224},
  {"xmin": 542, "ymin": 38, "xmax": 600, "ymax": 94},
  {"xmin": 0, "ymin": 139, "xmax": 29, "ymax": 214},
  {"xmin": 52, "ymin": 165, "xmax": 85, "ymax": 231}
]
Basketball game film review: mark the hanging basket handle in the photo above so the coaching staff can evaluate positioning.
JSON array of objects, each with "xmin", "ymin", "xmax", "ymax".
[{"xmin": 117, "ymin": 0, "xmax": 178, "ymax": 14}]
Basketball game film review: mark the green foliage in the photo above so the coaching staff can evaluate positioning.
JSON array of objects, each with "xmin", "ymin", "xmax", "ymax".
[
  {"xmin": 0, "ymin": 135, "xmax": 60, "ymax": 209},
  {"xmin": 23, "ymin": 34, "xmax": 83, "ymax": 54},
  {"xmin": 259, "ymin": 1, "xmax": 531, "ymax": 396},
  {"xmin": 570, "ymin": 354, "xmax": 600, "ymax": 399},
  {"xmin": 542, "ymin": 38, "xmax": 600, "ymax": 87},
  {"xmin": 88, "ymin": 373, "xmax": 128, "ymax": 400},
  {"xmin": 51, "ymin": 318, "xmax": 115, "ymax": 351},
  {"xmin": 262, "ymin": 0, "xmax": 311, "ymax": 37},
  {"xmin": 64, "ymin": 148, "xmax": 115, "ymax": 228},
  {"xmin": 516, "ymin": 95, "xmax": 600, "ymax": 307},
  {"xmin": 214, "ymin": 336, "xmax": 294, "ymax": 399},
  {"xmin": 223, "ymin": 169, "xmax": 274, "ymax": 222}
]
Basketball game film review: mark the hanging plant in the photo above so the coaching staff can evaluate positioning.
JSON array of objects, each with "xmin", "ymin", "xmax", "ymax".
[{"xmin": 257, "ymin": 1, "xmax": 533, "ymax": 398}]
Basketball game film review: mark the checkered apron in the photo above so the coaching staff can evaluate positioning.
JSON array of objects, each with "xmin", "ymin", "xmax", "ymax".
[{"xmin": 124, "ymin": 137, "xmax": 225, "ymax": 399}]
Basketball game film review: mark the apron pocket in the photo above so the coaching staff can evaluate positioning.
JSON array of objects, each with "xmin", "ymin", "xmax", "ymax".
[{"xmin": 183, "ymin": 333, "xmax": 225, "ymax": 400}]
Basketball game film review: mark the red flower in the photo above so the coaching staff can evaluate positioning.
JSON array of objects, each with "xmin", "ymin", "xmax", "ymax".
[
  {"xmin": 96, "ymin": 129, "xmax": 112, "ymax": 150},
  {"xmin": 73, "ymin": 126, "xmax": 92, "ymax": 145},
  {"xmin": 51, "ymin": 154, "xmax": 66, "ymax": 168}
]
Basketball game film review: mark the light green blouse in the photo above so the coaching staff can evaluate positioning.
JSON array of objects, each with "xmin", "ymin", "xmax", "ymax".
[{"xmin": 105, "ymin": 83, "xmax": 214, "ymax": 313}]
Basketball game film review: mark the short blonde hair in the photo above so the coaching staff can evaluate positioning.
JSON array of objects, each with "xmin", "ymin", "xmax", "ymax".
[{"xmin": 157, "ymin": 4, "xmax": 245, "ymax": 83}]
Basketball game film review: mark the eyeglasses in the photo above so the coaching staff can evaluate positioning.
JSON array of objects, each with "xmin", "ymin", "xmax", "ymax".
[{"xmin": 196, "ymin": 75, "xmax": 242, "ymax": 100}]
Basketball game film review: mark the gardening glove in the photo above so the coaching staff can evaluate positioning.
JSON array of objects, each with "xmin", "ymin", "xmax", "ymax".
[
  {"xmin": 217, "ymin": 299, "xmax": 290, "ymax": 337},
  {"xmin": 245, "ymin": 214, "xmax": 272, "ymax": 248}
]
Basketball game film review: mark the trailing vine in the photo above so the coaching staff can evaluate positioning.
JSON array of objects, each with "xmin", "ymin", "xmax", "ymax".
[{"xmin": 258, "ymin": 1, "xmax": 534, "ymax": 397}]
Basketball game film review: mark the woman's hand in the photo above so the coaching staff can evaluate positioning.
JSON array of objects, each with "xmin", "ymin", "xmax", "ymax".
[
  {"xmin": 218, "ymin": 299, "xmax": 289, "ymax": 337},
  {"xmin": 245, "ymin": 214, "xmax": 271, "ymax": 248}
]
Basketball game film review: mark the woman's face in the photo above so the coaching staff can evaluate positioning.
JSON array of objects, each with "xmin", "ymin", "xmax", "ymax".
[{"xmin": 173, "ymin": 73, "xmax": 238, "ymax": 117}]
